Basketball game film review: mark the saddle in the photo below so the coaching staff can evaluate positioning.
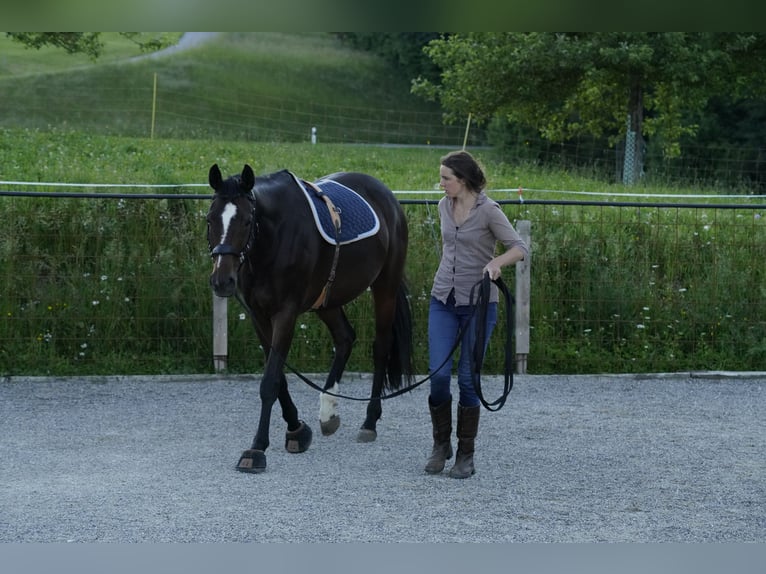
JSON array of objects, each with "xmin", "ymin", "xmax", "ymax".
[
  {"xmin": 289, "ymin": 172, "xmax": 380, "ymax": 309},
  {"xmin": 291, "ymin": 173, "xmax": 380, "ymax": 245}
]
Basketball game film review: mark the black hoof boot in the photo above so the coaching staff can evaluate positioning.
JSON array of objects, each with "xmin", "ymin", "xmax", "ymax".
[
  {"xmin": 285, "ymin": 420, "xmax": 313, "ymax": 453},
  {"xmin": 236, "ymin": 449, "xmax": 267, "ymax": 473}
]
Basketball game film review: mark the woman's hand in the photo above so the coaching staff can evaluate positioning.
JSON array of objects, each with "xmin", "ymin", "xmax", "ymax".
[{"xmin": 482, "ymin": 262, "xmax": 502, "ymax": 281}]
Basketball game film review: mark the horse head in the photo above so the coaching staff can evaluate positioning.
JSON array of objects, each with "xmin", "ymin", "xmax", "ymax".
[{"xmin": 206, "ymin": 163, "xmax": 256, "ymax": 297}]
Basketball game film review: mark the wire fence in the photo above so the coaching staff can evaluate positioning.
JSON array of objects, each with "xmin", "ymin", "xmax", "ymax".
[
  {"xmin": 3, "ymin": 71, "xmax": 765, "ymax": 190},
  {"xmin": 1, "ymin": 185, "xmax": 764, "ymax": 376},
  {"xmin": 0, "ymin": 75, "xmax": 485, "ymax": 147}
]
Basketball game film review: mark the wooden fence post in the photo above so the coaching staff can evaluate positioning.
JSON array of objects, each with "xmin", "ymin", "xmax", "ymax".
[
  {"xmin": 515, "ymin": 220, "xmax": 531, "ymax": 374},
  {"xmin": 213, "ymin": 294, "xmax": 228, "ymax": 372}
]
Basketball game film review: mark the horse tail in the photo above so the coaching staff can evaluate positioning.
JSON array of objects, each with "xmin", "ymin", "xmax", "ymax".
[{"xmin": 386, "ymin": 281, "xmax": 415, "ymax": 391}]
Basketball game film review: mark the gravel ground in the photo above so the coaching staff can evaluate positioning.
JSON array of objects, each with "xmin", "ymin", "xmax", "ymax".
[{"xmin": 0, "ymin": 372, "xmax": 763, "ymax": 543}]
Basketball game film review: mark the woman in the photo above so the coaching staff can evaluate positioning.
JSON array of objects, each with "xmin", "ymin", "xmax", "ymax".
[{"xmin": 426, "ymin": 150, "xmax": 528, "ymax": 478}]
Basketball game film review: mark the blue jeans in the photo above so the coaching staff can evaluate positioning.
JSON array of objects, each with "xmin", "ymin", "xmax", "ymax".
[{"xmin": 428, "ymin": 293, "xmax": 497, "ymax": 407}]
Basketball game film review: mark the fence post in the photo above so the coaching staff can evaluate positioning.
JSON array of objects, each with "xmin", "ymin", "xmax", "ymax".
[
  {"xmin": 151, "ymin": 73, "xmax": 157, "ymax": 140},
  {"xmin": 213, "ymin": 294, "xmax": 228, "ymax": 371},
  {"xmin": 515, "ymin": 220, "xmax": 531, "ymax": 374}
]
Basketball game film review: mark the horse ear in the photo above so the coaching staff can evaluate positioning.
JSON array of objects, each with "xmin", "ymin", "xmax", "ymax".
[
  {"xmin": 209, "ymin": 164, "xmax": 223, "ymax": 191},
  {"xmin": 241, "ymin": 164, "xmax": 255, "ymax": 192}
]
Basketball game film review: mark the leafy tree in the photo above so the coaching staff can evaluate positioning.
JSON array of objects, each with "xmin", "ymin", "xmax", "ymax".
[
  {"xmin": 6, "ymin": 32, "xmax": 173, "ymax": 60},
  {"xmin": 413, "ymin": 33, "xmax": 766, "ymax": 183},
  {"xmin": 334, "ymin": 33, "xmax": 443, "ymax": 84}
]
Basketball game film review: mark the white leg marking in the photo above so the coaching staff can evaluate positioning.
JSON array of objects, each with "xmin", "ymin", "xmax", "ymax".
[{"xmin": 319, "ymin": 382, "xmax": 339, "ymax": 423}]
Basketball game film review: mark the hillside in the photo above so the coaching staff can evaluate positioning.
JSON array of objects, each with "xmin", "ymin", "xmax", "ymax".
[{"xmin": 0, "ymin": 32, "xmax": 471, "ymax": 145}]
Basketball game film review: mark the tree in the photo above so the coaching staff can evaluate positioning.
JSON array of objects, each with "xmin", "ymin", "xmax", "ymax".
[
  {"xmin": 412, "ymin": 33, "xmax": 766, "ymax": 184},
  {"xmin": 334, "ymin": 33, "xmax": 443, "ymax": 83},
  {"xmin": 6, "ymin": 32, "xmax": 173, "ymax": 61}
]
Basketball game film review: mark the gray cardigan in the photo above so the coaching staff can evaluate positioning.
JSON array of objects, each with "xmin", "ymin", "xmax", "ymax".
[{"xmin": 431, "ymin": 192, "xmax": 528, "ymax": 306}]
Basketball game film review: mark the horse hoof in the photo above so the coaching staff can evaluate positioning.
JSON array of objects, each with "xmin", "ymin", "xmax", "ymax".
[
  {"xmin": 356, "ymin": 428, "xmax": 377, "ymax": 443},
  {"xmin": 320, "ymin": 415, "xmax": 340, "ymax": 436},
  {"xmin": 285, "ymin": 420, "xmax": 313, "ymax": 453},
  {"xmin": 236, "ymin": 449, "xmax": 266, "ymax": 473}
]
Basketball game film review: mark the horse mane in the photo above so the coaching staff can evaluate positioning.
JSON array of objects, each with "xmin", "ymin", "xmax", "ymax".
[{"xmin": 253, "ymin": 169, "xmax": 295, "ymax": 196}]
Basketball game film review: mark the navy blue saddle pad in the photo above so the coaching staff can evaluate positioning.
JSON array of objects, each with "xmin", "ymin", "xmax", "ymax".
[{"xmin": 293, "ymin": 174, "xmax": 380, "ymax": 245}]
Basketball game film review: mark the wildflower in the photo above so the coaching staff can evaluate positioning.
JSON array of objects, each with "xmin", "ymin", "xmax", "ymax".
[
  {"xmin": 92, "ymin": 300, "xmax": 100, "ymax": 306},
  {"xmin": 239, "ymin": 313, "xmax": 246, "ymax": 321},
  {"xmin": 101, "ymin": 275, "xmax": 108, "ymax": 281},
  {"xmin": 636, "ymin": 324, "xmax": 646, "ymax": 329}
]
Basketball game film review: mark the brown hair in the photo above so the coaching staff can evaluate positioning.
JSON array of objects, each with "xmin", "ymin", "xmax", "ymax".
[{"xmin": 440, "ymin": 150, "xmax": 486, "ymax": 193}]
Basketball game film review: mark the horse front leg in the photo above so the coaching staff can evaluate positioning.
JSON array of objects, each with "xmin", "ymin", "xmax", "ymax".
[
  {"xmin": 315, "ymin": 307, "xmax": 356, "ymax": 436},
  {"xmin": 235, "ymin": 357, "xmax": 282, "ymax": 473},
  {"xmin": 236, "ymin": 310, "xmax": 312, "ymax": 473},
  {"xmin": 279, "ymin": 373, "xmax": 313, "ymax": 454}
]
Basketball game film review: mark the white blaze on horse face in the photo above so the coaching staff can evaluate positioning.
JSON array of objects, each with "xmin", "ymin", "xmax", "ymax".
[
  {"xmin": 213, "ymin": 202, "xmax": 238, "ymax": 270},
  {"xmin": 219, "ymin": 202, "xmax": 238, "ymax": 245}
]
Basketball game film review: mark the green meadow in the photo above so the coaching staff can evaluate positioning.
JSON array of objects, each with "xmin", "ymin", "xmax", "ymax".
[{"xmin": 1, "ymin": 33, "xmax": 764, "ymax": 376}]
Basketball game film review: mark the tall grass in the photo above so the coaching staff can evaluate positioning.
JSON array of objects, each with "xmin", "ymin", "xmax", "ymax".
[{"xmin": 1, "ymin": 129, "xmax": 764, "ymax": 375}]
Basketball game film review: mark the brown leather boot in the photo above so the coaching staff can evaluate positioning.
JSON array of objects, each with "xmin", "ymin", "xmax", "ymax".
[
  {"xmin": 448, "ymin": 404, "xmax": 480, "ymax": 479},
  {"xmin": 424, "ymin": 396, "xmax": 453, "ymax": 474}
]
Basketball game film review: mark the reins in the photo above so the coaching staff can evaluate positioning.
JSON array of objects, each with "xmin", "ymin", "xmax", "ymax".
[
  {"xmin": 468, "ymin": 274, "xmax": 515, "ymax": 411},
  {"xmin": 287, "ymin": 274, "xmax": 515, "ymax": 411}
]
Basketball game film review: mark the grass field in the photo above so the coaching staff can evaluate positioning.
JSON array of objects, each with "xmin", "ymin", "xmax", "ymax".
[
  {"xmin": 0, "ymin": 33, "xmax": 463, "ymax": 145},
  {"xmin": 1, "ymin": 33, "xmax": 764, "ymax": 376}
]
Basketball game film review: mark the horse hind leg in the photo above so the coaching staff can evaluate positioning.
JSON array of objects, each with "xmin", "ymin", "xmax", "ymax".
[
  {"xmin": 315, "ymin": 307, "xmax": 356, "ymax": 436},
  {"xmin": 357, "ymin": 283, "xmax": 398, "ymax": 443}
]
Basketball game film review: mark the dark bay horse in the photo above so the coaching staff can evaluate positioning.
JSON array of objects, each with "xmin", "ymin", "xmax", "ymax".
[{"xmin": 206, "ymin": 164, "xmax": 413, "ymax": 473}]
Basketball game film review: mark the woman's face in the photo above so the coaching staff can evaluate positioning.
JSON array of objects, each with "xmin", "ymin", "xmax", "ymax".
[{"xmin": 439, "ymin": 165, "xmax": 468, "ymax": 198}]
